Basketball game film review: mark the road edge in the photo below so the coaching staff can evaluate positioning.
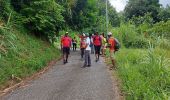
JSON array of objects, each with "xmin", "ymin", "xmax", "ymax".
[{"xmin": 0, "ymin": 57, "xmax": 62, "ymax": 97}]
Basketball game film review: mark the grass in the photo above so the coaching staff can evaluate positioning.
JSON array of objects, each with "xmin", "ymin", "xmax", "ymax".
[
  {"xmin": 114, "ymin": 48, "xmax": 170, "ymax": 100},
  {"xmin": 0, "ymin": 27, "xmax": 61, "ymax": 89}
]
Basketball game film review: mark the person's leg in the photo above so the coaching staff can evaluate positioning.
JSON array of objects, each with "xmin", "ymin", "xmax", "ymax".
[
  {"xmin": 66, "ymin": 47, "xmax": 70, "ymax": 63},
  {"xmin": 87, "ymin": 50, "xmax": 91, "ymax": 66},
  {"xmin": 81, "ymin": 48, "xmax": 83, "ymax": 58},
  {"xmin": 99, "ymin": 46, "xmax": 101, "ymax": 59},
  {"xmin": 63, "ymin": 47, "xmax": 66, "ymax": 64},
  {"xmin": 91, "ymin": 45, "xmax": 94, "ymax": 54},
  {"xmin": 84, "ymin": 50, "xmax": 88, "ymax": 67},
  {"xmin": 97, "ymin": 46, "xmax": 101, "ymax": 61},
  {"xmin": 75, "ymin": 43, "xmax": 77, "ymax": 51},
  {"xmin": 74, "ymin": 43, "xmax": 76, "ymax": 51},
  {"xmin": 82, "ymin": 48, "xmax": 85, "ymax": 58},
  {"xmin": 72, "ymin": 44, "xmax": 74, "ymax": 51},
  {"xmin": 109, "ymin": 50, "xmax": 115, "ymax": 70},
  {"xmin": 94, "ymin": 46, "xmax": 98, "ymax": 62}
]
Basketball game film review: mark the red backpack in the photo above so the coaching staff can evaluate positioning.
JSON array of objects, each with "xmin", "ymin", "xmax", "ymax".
[{"xmin": 93, "ymin": 35, "xmax": 101, "ymax": 46}]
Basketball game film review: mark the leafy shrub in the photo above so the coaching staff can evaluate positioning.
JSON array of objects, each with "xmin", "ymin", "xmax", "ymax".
[
  {"xmin": 147, "ymin": 20, "xmax": 170, "ymax": 38},
  {"xmin": 124, "ymin": 36, "xmax": 148, "ymax": 48}
]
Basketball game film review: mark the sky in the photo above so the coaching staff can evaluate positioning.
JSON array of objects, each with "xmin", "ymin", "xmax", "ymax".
[{"xmin": 109, "ymin": 0, "xmax": 170, "ymax": 12}]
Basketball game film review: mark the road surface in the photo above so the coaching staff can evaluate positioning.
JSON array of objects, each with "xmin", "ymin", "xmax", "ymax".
[{"xmin": 1, "ymin": 51, "xmax": 120, "ymax": 100}]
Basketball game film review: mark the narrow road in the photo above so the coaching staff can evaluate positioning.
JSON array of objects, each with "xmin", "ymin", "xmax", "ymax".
[{"xmin": 1, "ymin": 51, "xmax": 120, "ymax": 100}]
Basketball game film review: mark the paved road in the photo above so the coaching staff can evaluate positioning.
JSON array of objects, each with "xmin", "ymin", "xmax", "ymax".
[{"xmin": 1, "ymin": 51, "xmax": 120, "ymax": 100}]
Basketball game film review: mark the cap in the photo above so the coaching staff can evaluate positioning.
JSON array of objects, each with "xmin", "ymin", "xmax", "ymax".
[
  {"xmin": 108, "ymin": 32, "xmax": 112, "ymax": 35},
  {"xmin": 83, "ymin": 33, "xmax": 85, "ymax": 37}
]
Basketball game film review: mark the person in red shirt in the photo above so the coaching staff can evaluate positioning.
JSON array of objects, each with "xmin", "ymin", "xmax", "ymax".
[
  {"xmin": 107, "ymin": 32, "xmax": 116, "ymax": 70},
  {"xmin": 93, "ymin": 32, "xmax": 102, "ymax": 62},
  {"xmin": 61, "ymin": 32, "xmax": 72, "ymax": 64}
]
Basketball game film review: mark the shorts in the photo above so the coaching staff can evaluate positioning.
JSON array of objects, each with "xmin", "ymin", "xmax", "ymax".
[
  {"xmin": 94, "ymin": 45, "xmax": 101, "ymax": 54},
  {"xmin": 63, "ymin": 47, "xmax": 70, "ymax": 55}
]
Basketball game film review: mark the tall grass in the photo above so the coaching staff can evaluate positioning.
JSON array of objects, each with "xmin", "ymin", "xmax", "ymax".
[
  {"xmin": 107, "ymin": 21, "xmax": 170, "ymax": 99},
  {"xmin": 115, "ymin": 47, "xmax": 170, "ymax": 99}
]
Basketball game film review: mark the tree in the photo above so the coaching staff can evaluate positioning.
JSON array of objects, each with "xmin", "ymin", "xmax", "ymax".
[
  {"xmin": 159, "ymin": 5, "xmax": 170, "ymax": 22},
  {"xmin": 19, "ymin": 0, "xmax": 64, "ymax": 42},
  {"xmin": 124, "ymin": 0, "xmax": 161, "ymax": 23}
]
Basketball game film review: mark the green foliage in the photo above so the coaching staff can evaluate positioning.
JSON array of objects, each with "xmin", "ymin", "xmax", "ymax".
[
  {"xmin": 0, "ymin": 0, "xmax": 11, "ymax": 20},
  {"xmin": 124, "ymin": 0, "xmax": 161, "ymax": 23},
  {"xmin": 158, "ymin": 5, "xmax": 170, "ymax": 22},
  {"xmin": 130, "ymin": 13, "xmax": 154, "ymax": 26},
  {"xmin": 116, "ymin": 48, "xmax": 170, "ymax": 99},
  {"xmin": 111, "ymin": 22, "xmax": 148, "ymax": 48},
  {"xmin": 147, "ymin": 20, "xmax": 170, "ymax": 38},
  {"xmin": 19, "ymin": 0, "xmax": 64, "ymax": 42}
]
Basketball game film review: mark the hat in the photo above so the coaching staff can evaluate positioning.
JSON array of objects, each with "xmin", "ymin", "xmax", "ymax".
[
  {"xmin": 108, "ymin": 32, "xmax": 112, "ymax": 35},
  {"xmin": 83, "ymin": 33, "xmax": 85, "ymax": 37},
  {"xmin": 66, "ymin": 32, "xmax": 68, "ymax": 34}
]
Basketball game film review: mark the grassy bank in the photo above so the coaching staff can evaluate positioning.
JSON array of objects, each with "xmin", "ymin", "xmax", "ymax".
[
  {"xmin": 0, "ymin": 27, "xmax": 61, "ymax": 90},
  {"xmin": 114, "ymin": 48, "xmax": 170, "ymax": 99}
]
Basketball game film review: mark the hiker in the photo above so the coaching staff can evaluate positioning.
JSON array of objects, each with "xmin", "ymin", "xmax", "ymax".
[
  {"xmin": 101, "ymin": 32, "xmax": 107, "ymax": 56},
  {"xmin": 107, "ymin": 32, "xmax": 116, "ymax": 70},
  {"xmin": 77, "ymin": 33, "xmax": 86, "ymax": 42},
  {"xmin": 93, "ymin": 32, "xmax": 102, "ymax": 62},
  {"xmin": 90, "ymin": 34, "xmax": 94, "ymax": 54},
  {"xmin": 80, "ymin": 36, "xmax": 86, "ymax": 59},
  {"xmin": 83, "ymin": 33, "xmax": 91, "ymax": 67},
  {"xmin": 61, "ymin": 32, "xmax": 72, "ymax": 64},
  {"xmin": 72, "ymin": 37, "xmax": 77, "ymax": 51}
]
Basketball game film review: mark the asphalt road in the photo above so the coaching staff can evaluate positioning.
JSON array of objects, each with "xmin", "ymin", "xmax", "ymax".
[{"xmin": 1, "ymin": 50, "xmax": 120, "ymax": 100}]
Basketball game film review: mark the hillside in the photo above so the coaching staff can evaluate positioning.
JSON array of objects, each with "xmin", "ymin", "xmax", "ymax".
[{"xmin": 0, "ymin": 22, "xmax": 61, "ymax": 90}]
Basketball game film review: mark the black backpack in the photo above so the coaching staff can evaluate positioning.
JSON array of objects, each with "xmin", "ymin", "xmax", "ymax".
[{"xmin": 114, "ymin": 38, "xmax": 120, "ymax": 51}]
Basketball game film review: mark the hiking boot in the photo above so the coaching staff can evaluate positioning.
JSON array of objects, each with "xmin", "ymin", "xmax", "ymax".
[
  {"xmin": 82, "ymin": 64, "xmax": 87, "ymax": 68},
  {"xmin": 63, "ymin": 60, "xmax": 66, "ymax": 64}
]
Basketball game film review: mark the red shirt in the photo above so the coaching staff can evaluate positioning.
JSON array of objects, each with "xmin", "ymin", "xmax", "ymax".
[
  {"xmin": 93, "ymin": 35, "xmax": 101, "ymax": 46},
  {"xmin": 61, "ymin": 36, "xmax": 71, "ymax": 47}
]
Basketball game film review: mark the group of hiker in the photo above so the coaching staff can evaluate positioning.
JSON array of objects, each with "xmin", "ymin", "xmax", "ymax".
[{"xmin": 60, "ymin": 31, "xmax": 119, "ymax": 69}]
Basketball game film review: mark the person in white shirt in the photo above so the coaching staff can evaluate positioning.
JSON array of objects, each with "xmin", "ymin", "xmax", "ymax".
[{"xmin": 83, "ymin": 33, "xmax": 91, "ymax": 67}]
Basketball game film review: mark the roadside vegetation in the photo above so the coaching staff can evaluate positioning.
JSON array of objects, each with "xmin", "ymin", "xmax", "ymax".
[{"xmin": 107, "ymin": 1, "xmax": 170, "ymax": 98}]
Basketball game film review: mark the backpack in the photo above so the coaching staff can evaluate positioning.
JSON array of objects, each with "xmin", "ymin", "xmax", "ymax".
[
  {"xmin": 107, "ymin": 37, "xmax": 120, "ymax": 51},
  {"xmin": 81, "ymin": 40, "xmax": 87, "ymax": 48},
  {"xmin": 114, "ymin": 38, "xmax": 120, "ymax": 51},
  {"xmin": 93, "ymin": 36, "xmax": 101, "ymax": 45}
]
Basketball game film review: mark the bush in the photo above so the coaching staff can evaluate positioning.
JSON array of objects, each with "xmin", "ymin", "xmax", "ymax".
[{"xmin": 124, "ymin": 36, "xmax": 148, "ymax": 48}]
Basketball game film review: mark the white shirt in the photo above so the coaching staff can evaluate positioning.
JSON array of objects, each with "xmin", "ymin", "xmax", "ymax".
[{"xmin": 85, "ymin": 37, "xmax": 91, "ymax": 50}]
